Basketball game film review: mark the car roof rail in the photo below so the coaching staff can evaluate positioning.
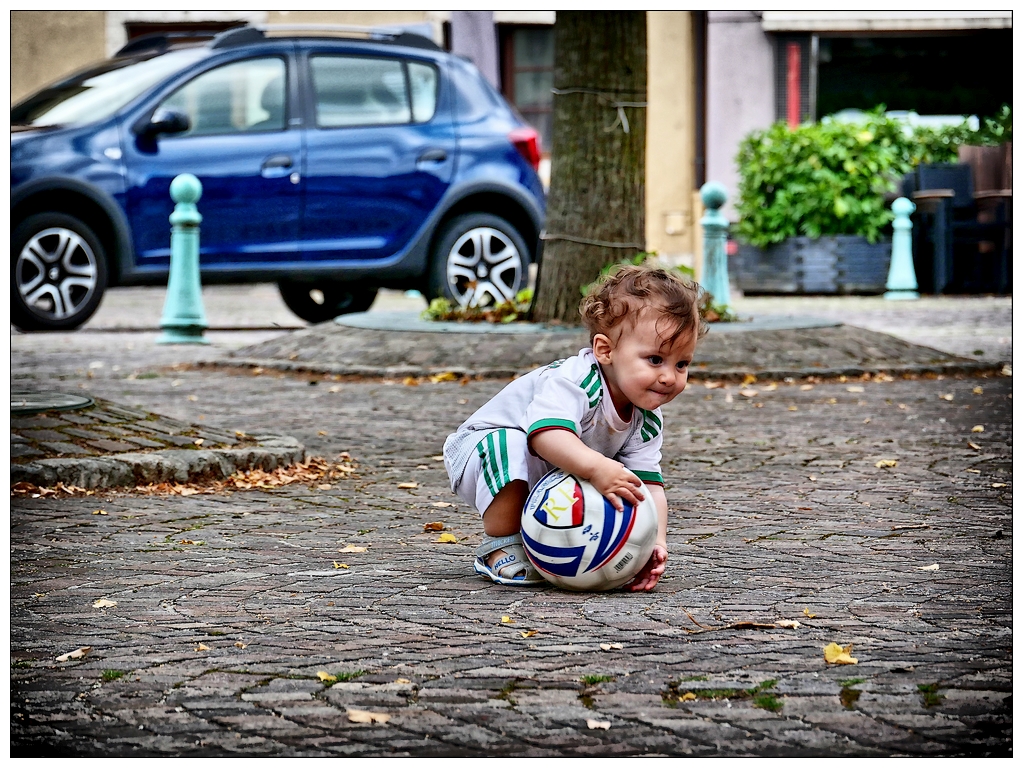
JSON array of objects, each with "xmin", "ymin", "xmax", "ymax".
[
  {"xmin": 210, "ymin": 24, "xmax": 442, "ymax": 52},
  {"xmin": 114, "ymin": 31, "xmax": 220, "ymax": 58}
]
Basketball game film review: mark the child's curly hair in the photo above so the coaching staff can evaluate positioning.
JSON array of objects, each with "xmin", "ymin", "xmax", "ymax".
[{"xmin": 580, "ymin": 264, "xmax": 707, "ymax": 345}]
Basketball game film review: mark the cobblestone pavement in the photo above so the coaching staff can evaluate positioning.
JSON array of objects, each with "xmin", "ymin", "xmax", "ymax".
[{"xmin": 10, "ymin": 325, "xmax": 1012, "ymax": 756}]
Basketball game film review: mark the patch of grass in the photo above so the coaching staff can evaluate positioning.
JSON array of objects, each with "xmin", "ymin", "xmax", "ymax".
[
  {"xmin": 580, "ymin": 674, "xmax": 614, "ymax": 685},
  {"xmin": 321, "ymin": 669, "xmax": 367, "ymax": 688},
  {"xmin": 136, "ymin": 372, "xmax": 160, "ymax": 380},
  {"xmin": 663, "ymin": 678, "xmax": 781, "ymax": 710},
  {"xmin": 840, "ymin": 688, "xmax": 862, "ymax": 709},
  {"xmin": 679, "ymin": 675, "xmax": 708, "ymax": 682},
  {"xmin": 918, "ymin": 683, "xmax": 945, "ymax": 708},
  {"xmin": 495, "ymin": 679, "xmax": 519, "ymax": 707},
  {"xmin": 839, "ymin": 678, "xmax": 865, "ymax": 688},
  {"xmin": 11, "ymin": 660, "xmax": 32, "ymax": 669},
  {"xmin": 102, "ymin": 669, "xmax": 127, "ymax": 682}
]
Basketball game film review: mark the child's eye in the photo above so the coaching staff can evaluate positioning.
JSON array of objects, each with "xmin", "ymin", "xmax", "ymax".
[
  {"xmin": 648, "ymin": 356, "xmax": 663, "ymax": 365},
  {"xmin": 676, "ymin": 361, "xmax": 689, "ymax": 370}
]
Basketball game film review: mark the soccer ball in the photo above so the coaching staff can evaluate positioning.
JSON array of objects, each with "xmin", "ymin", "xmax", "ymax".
[{"xmin": 520, "ymin": 469, "xmax": 658, "ymax": 591}]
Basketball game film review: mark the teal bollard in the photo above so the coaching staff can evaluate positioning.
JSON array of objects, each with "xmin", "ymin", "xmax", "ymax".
[
  {"xmin": 158, "ymin": 174, "xmax": 210, "ymax": 344},
  {"xmin": 884, "ymin": 197, "xmax": 919, "ymax": 300},
  {"xmin": 699, "ymin": 181, "xmax": 731, "ymax": 312}
]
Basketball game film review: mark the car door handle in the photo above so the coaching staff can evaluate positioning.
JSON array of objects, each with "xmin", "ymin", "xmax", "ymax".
[
  {"xmin": 262, "ymin": 154, "xmax": 293, "ymax": 170},
  {"xmin": 416, "ymin": 148, "xmax": 447, "ymax": 163}
]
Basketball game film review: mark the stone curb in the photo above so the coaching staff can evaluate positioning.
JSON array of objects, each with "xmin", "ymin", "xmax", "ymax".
[
  {"xmin": 200, "ymin": 357, "xmax": 1008, "ymax": 382},
  {"xmin": 10, "ymin": 435, "xmax": 305, "ymax": 490}
]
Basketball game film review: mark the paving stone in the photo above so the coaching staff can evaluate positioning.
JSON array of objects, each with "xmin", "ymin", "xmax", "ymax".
[
  {"xmin": 63, "ymin": 428, "xmax": 110, "ymax": 440},
  {"xmin": 11, "ymin": 417, "xmax": 66, "ymax": 429},
  {"xmin": 11, "ymin": 444, "xmax": 45, "ymax": 459},
  {"xmin": 38, "ymin": 441, "xmax": 95, "ymax": 455},
  {"xmin": 123, "ymin": 437, "xmax": 168, "ymax": 449},
  {"xmin": 57, "ymin": 413, "xmax": 100, "ymax": 426},
  {"xmin": 19, "ymin": 429, "xmax": 69, "ymax": 441},
  {"xmin": 86, "ymin": 439, "xmax": 140, "ymax": 453}
]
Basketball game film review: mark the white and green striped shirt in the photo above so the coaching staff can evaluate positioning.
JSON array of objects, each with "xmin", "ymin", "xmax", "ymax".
[{"xmin": 444, "ymin": 348, "xmax": 664, "ymax": 490}]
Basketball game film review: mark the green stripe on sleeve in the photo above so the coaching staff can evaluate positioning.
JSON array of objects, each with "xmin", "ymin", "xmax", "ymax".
[
  {"xmin": 527, "ymin": 418, "xmax": 579, "ymax": 436},
  {"xmin": 477, "ymin": 439, "xmax": 498, "ymax": 496},
  {"xmin": 497, "ymin": 428, "xmax": 510, "ymax": 486},
  {"xmin": 633, "ymin": 470, "xmax": 663, "ymax": 485}
]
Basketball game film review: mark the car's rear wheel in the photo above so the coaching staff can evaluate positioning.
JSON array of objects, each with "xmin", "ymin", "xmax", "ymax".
[
  {"xmin": 12, "ymin": 213, "xmax": 108, "ymax": 332},
  {"xmin": 427, "ymin": 213, "xmax": 530, "ymax": 307},
  {"xmin": 277, "ymin": 280, "xmax": 378, "ymax": 324}
]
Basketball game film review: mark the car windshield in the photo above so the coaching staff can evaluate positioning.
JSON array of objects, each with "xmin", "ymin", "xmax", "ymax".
[{"xmin": 11, "ymin": 48, "xmax": 208, "ymax": 128}]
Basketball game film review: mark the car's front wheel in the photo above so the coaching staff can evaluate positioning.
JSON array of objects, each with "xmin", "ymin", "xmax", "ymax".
[
  {"xmin": 11, "ymin": 213, "xmax": 108, "ymax": 332},
  {"xmin": 277, "ymin": 280, "xmax": 378, "ymax": 324},
  {"xmin": 427, "ymin": 213, "xmax": 530, "ymax": 307}
]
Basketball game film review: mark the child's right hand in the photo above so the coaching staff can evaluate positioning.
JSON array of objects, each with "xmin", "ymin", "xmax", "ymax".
[{"xmin": 590, "ymin": 458, "xmax": 645, "ymax": 512}]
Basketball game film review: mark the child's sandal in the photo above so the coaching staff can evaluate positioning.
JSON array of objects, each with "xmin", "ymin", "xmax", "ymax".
[{"xmin": 473, "ymin": 534, "xmax": 546, "ymax": 586}]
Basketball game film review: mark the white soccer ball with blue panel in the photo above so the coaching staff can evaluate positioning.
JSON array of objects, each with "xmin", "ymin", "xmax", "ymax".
[{"xmin": 520, "ymin": 468, "xmax": 658, "ymax": 591}]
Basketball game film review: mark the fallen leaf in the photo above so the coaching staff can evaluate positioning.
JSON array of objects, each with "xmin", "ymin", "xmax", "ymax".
[
  {"xmin": 195, "ymin": 643, "xmax": 210, "ymax": 651},
  {"xmin": 318, "ymin": 430, "xmax": 328, "ymax": 436},
  {"xmin": 992, "ymin": 483, "xmax": 1007, "ymax": 488},
  {"xmin": 763, "ymin": 382, "xmax": 778, "ymax": 391},
  {"xmin": 823, "ymin": 642, "xmax": 858, "ymax": 665},
  {"xmin": 56, "ymin": 646, "xmax": 92, "ymax": 662},
  {"xmin": 431, "ymin": 501, "xmax": 454, "ymax": 508},
  {"xmin": 179, "ymin": 488, "xmax": 199, "ymax": 496},
  {"xmin": 520, "ymin": 630, "xmax": 538, "ymax": 638},
  {"xmin": 429, "ymin": 371, "xmax": 459, "ymax": 383},
  {"xmin": 875, "ymin": 459, "xmax": 898, "ymax": 468},
  {"xmin": 347, "ymin": 708, "xmax": 391, "ymax": 724},
  {"xmin": 863, "ymin": 418, "xmax": 871, "ymax": 424},
  {"xmin": 338, "ymin": 545, "xmax": 367, "ymax": 553},
  {"xmin": 968, "ymin": 441, "xmax": 982, "ymax": 451},
  {"xmin": 966, "ymin": 469, "xmax": 981, "ymax": 473},
  {"xmin": 940, "ymin": 393, "xmax": 954, "ymax": 401},
  {"xmin": 739, "ymin": 388, "xmax": 758, "ymax": 398},
  {"xmin": 846, "ymin": 385, "xmax": 864, "ymax": 392},
  {"xmin": 92, "ymin": 509, "xmax": 107, "ymax": 515},
  {"xmin": 917, "ymin": 563, "xmax": 939, "ymax": 571},
  {"xmin": 788, "ymin": 406, "xmax": 798, "ymax": 411},
  {"xmin": 32, "ymin": 592, "xmax": 45, "ymax": 598},
  {"xmin": 971, "ymin": 425, "xmax": 985, "ymax": 433},
  {"xmin": 680, "ymin": 692, "xmax": 697, "ymax": 702},
  {"xmin": 317, "ymin": 671, "xmax": 338, "ymax": 682},
  {"xmin": 234, "ymin": 642, "xmax": 248, "ymax": 649},
  {"xmin": 317, "ymin": 483, "xmax": 333, "ymax": 490},
  {"xmin": 599, "ymin": 642, "xmax": 624, "ymax": 651},
  {"xmin": 188, "ymin": 395, "xmax": 198, "ymax": 402},
  {"xmin": 827, "ymin": 398, "xmax": 838, "ymax": 404},
  {"xmin": 435, "ymin": 533, "xmax": 458, "ymax": 543},
  {"xmin": 776, "ymin": 619, "xmax": 801, "ymax": 629},
  {"xmin": 397, "ymin": 482, "xmax": 419, "ymax": 489},
  {"xmin": 403, "ymin": 377, "xmax": 419, "ymax": 386},
  {"xmin": 703, "ymin": 381, "xmax": 724, "ymax": 389},
  {"xmin": 431, "ymin": 455, "xmax": 445, "ymax": 461},
  {"xmin": 803, "ymin": 608, "xmax": 817, "ymax": 618},
  {"xmin": 179, "ymin": 539, "xmax": 196, "ymax": 545},
  {"xmin": 800, "ymin": 384, "xmax": 814, "ymax": 391},
  {"xmin": 92, "ymin": 598, "xmax": 117, "ymax": 609},
  {"xmin": 586, "ymin": 719, "xmax": 611, "ymax": 730},
  {"xmin": 395, "ymin": 678, "xmax": 412, "ymax": 685},
  {"xmin": 973, "ymin": 386, "xmax": 984, "ymax": 395},
  {"xmin": 501, "ymin": 616, "xmax": 515, "ymax": 624},
  {"xmin": 423, "ymin": 522, "xmax": 445, "ymax": 531},
  {"xmin": 193, "ymin": 438, "xmax": 203, "ymax": 446},
  {"xmin": 333, "ymin": 561, "xmax": 349, "ymax": 569}
]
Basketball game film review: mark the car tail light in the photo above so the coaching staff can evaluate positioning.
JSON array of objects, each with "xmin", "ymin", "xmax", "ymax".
[{"xmin": 508, "ymin": 127, "xmax": 541, "ymax": 172}]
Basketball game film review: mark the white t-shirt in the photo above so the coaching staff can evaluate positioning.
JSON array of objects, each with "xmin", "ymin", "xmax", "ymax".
[{"xmin": 444, "ymin": 348, "xmax": 664, "ymax": 489}]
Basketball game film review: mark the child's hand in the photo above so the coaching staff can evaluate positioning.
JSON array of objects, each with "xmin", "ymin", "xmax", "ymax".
[
  {"xmin": 590, "ymin": 458, "xmax": 645, "ymax": 511},
  {"xmin": 624, "ymin": 544, "xmax": 667, "ymax": 592}
]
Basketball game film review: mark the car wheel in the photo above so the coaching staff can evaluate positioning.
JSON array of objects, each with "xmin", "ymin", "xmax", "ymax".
[
  {"xmin": 428, "ymin": 213, "xmax": 529, "ymax": 307},
  {"xmin": 277, "ymin": 280, "xmax": 378, "ymax": 324},
  {"xmin": 11, "ymin": 213, "xmax": 108, "ymax": 332}
]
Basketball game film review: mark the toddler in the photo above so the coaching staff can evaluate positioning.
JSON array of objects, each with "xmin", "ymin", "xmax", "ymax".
[{"xmin": 443, "ymin": 265, "xmax": 706, "ymax": 591}]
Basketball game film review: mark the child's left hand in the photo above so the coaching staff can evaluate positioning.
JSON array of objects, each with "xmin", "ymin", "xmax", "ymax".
[{"xmin": 624, "ymin": 544, "xmax": 667, "ymax": 592}]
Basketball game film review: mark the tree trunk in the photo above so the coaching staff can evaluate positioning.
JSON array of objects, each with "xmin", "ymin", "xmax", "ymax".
[{"xmin": 531, "ymin": 11, "xmax": 647, "ymax": 324}]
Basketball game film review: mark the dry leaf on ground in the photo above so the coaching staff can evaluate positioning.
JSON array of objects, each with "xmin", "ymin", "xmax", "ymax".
[
  {"xmin": 347, "ymin": 708, "xmax": 391, "ymax": 724},
  {"xmin": 435, "ymin": 533, "xmax": 458, "ymax": 543},
  {"xmin": 395, "ymin": 678, "xmax": 412, "ymax": 685},
  {"xmin": 317, "ymin": 671, "xmax": 338, "ymax": 682},
  {"xmin": 600, "ymin": 643, "xmax": 624, "ymax": 651},
  {"xmin": 397, "ymin": 482, "xmax": 419, "ymax": 489},
  {"xmin": 423, "ymin": 522, "xmax": 445, "ymax": 531},
  {"xmin": 940, "ymin": 393, "xmax": 954, "ymax": 401},
  {"xmin": 587, "ymin": 719, "xmax": 611, "ymax": 730},
  {"xmin": 429, "ymin": 371, "xmax": 459, "ymax": 383},
  {"xmin": 680, "ymin": 692, "xmax": 697, "ymax": 702},
  {"xmin": 847, "ymin": 386, "xmax": 864, "ymax": 392},
  {"xmin": 968, "ymin": 441, "xmax": 982, "ymax": 451},
  {"xmin": 92, "ymin": 510, "xmax": 107, "ymax": 515},
  {"xmin": 972, "ymin": 425, "xmax": 985, "ymax": 433},
  {"xmin": 739, "ymin": 388, "xmax": 758, "ymax": 398},
  {"xmin": 803, "ymin": 608, "xmax": 816, "ymax": 618},
  {"xmin": 776, "ymin": 620, "xmax": 802, "ymax": 629},
  {"xmin": 917, "ymin": 563, "xmax": 939, "ymax": 571},
  {"xmin": 992, "ymin": 483, "xmax": 1007, "ymax": 488},
  {"xmin": 501, "ymin": 616, "xmax": 514, "ymax": 624},
  {"xmin": 875, "ymin": 459, "xmax": 898, "ymax": 468},
  {"xmin": 742, "ymin": 374, "xmax": 757, "ymax": 385},
  {"xmin": 823, "ymin": 642, "xmax": 858, "ymax": 665},
  {"xmin": 234, "ymin": 642, "xmax": 248, "ymax": 649},
  {"xmin": 431, "ymin": 501, "xmax": 454, "ymax": 508},
  {"xmin": 333, "ymin": 561, "xmax": 349, "ymax": 569},
  {"xmin": 92, "ymin": 598, "xmax": 117, "ymax": 609},
  {"xmin": 56, "ymin": 647, "xmax": 92, "ymax": 662},
  {"xmin": 338, "ymin": 545, "xmax": 367, "ymax": 553},
  {"xmin": 520, "ymin": 630, "xmax": 538, "ymax": 638},
  {"xmin": 195, "ymin": 643, "xmax": 210, "ymax": 651}
]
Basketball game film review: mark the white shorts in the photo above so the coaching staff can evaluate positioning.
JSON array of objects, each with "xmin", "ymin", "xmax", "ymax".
[{"xmin": 446, "ymin": 428, "xmax": 551, "ymax": 518}]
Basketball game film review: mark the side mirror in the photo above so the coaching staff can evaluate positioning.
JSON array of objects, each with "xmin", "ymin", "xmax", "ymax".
[{"xmin": 134, "ymin": 109, "xmax": 190, "ymax": 138}]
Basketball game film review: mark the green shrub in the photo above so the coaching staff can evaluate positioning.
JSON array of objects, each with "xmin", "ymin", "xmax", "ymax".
[{"xmin": 735, "ymin": 105, "xmax": 1011, "ymax": 248}]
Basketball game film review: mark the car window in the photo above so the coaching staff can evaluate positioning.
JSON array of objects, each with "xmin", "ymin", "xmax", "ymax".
[
  {"xmin": 310, "ymin": 55, "xmax": 411, "ymax": 128},
  {"xmin": 450, "ymin": 60, "xmax": 501, "ymax": 123},
  {"xmin": 408, "ymin": 61, "xmax": 438, "ymax": 123},
  {"xmin": 160, "ymin": 57, "xmax": 286, "ymax": 136},
  {"xmin": 11, "ymin": 49, "xmax": 208, "ymax": 128}
]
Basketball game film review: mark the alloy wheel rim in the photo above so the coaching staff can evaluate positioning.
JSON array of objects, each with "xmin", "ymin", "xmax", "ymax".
[
  {"xmin": 16, "ymin": 226, "xmax": 98, "ymax": 320},
  {"xmin": 446, "ymin": 226, "xmax": 522, "ymax": 307}
]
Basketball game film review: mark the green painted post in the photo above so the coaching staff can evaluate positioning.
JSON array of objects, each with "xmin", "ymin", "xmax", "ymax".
[
  {"xmin": 884, "ymin": 197, "xmax": 919, "ymax": 300},
  {"xmin": 158, "ymin": 174, "xmax": 210, "ymax": 344},
  {"xmin": 699, "ymin": 181, "xmax": 731, "ymax": 312}
]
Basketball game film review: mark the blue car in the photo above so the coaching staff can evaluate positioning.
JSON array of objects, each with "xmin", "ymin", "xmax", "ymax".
[{"xmin": 11, "ymin": 25, "xmax": 546, "ymax": 330}]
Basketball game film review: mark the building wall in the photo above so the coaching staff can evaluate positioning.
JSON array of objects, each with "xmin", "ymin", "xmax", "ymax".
[
  {"xmin": 706, "ymin": 11, "xmax": 775, "ymax": 221},
  {"xmin": 645, "ymin": 11, "xmax": 697, "ymax": 260},
  {"xmin": 11, "ymin": 11, "xmax": 106, "ymax": 104}
]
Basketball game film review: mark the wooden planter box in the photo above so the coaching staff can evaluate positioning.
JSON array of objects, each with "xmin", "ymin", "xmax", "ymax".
[{"xmin": 731, "ymin": 236, "xmax": 892, "ymax": 295}]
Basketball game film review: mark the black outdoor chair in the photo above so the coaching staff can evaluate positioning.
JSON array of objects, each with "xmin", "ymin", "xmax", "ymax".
[{"xmin": 906, "ymin": 163, "xmax": 1011, "ymax": 294}]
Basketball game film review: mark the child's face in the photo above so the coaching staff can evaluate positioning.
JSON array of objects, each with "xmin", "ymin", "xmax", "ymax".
[{"xmin": 593, "ymin": 308, "xmax": 698, "ymax": 417}]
